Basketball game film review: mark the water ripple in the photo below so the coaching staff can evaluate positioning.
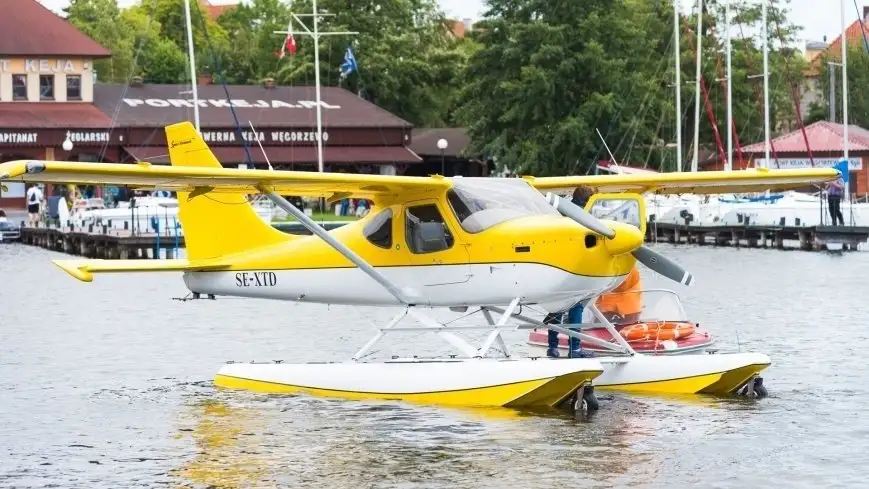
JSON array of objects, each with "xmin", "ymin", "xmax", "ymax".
[{"xmin": 1, "ymin": 245, "xmax": 867, "ymax": 488}]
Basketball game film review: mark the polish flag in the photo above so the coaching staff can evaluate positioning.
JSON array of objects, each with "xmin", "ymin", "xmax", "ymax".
[{"xmin": 278, "ymin": 33, "xmax": 297, "ymax": 59}]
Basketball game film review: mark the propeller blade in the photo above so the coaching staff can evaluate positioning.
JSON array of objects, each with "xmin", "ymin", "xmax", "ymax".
[
  {"xmin": 631, "ymin": 245, "xmax": 694, "ymax": 286},
  {"xmin": 545, "ymin": 192, "xmax": 615, "ymax": 239}
]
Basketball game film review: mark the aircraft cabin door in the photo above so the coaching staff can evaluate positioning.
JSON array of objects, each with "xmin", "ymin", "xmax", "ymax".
[{"xmin": 401, "ymin": 199, "xmax": 472, "ymax": 300}]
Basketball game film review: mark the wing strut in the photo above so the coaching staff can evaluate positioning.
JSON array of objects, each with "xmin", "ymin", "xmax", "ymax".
[{"xmin": 261, "ymin": 188, "xmax": 418, "ymax": 305}]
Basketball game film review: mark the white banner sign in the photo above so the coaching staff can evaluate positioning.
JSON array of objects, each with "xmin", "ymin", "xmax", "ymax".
[
  {"xmin": 0, "ymin": 132, "xmax": 37, "ymax": 144},
  {"xmin": 66, "ymin": 130, "xmax": 111, "ymax": 143},
  {"xmin": 200, "ymin": 130, "xmax": 329, "ymax": 144},
  {"xmin": 123, "ymin": 98, "xmax": 341, "ymax": 109},
  {"xmin": 754, "ymin": 157, "xmax": 862, "ymax": 170}
]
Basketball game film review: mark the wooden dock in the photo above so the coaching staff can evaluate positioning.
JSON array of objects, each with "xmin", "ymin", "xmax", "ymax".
[
  {"xmin": 10, "ymin": 219, "xmax": 869, "ymax": 258},
  {"xmin": 646, "ymin": 222, "xmax": 869, "ymax": 251},
  {"xmin": 14, "ymin": 221, "xmax": 347, "ymax": 259}
]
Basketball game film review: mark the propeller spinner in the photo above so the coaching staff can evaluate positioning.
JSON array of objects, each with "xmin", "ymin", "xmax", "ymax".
[{"xmin": 545, "ymin": 193, "xmax": 694, "ymax": 286}]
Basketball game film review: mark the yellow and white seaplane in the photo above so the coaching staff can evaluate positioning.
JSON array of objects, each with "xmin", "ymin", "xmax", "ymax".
[{"xmin": 0, "ymin": 121, "xmax": 839, "ymax": 418}]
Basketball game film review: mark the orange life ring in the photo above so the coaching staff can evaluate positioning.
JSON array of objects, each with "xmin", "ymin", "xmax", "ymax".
[{"xmin": 619, "ymin": 322, "xmax": 696, "ymax": 342}]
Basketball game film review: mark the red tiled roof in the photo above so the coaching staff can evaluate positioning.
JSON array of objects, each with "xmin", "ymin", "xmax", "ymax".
[
  {"xmin": 0, "ymin": 0, "xmax": 111, "ymax": 57},
  {"xmin": 806, "ymin": 19, "xmax": 869, "ymax": 75},
  {"xmin": 0, "ymin": 103, "xmax": 112, "ymax": 128},
  {"xmin": 125, "ymin": 145, "xmax": 422, "ymax": 165},
  {"xmin": 201, "ymin": 0, "xmax": 236, "ymax": 20},
  {"xmin": 93, "ymin": 84, "xmax": 413, "ymax": 129},
  {"xmin": 741, "ymin": 121, "xmax": 869, "ymax": 153},
  {"xmin": 410, "ymin": 128, "xmax": 470, "ymax": 156}
]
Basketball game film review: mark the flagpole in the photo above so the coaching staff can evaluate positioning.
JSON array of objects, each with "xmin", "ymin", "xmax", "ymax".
[
  {"xmin": 725, "ymin": 0, "xmax": 732, "ymax": 171},
  {"xmin": 312, "ymin": 0, "xmax": 324, "ymax": 173},
  {"xmin": 674, "ymin": 0, "xmax": 682, "ymax": 173},
  {"xmin": 183, "ymin": 0, "xmax": 200, "ymax": 132},
  {"xmin": 276, "ymin": 6, "xmax": 357, "ymax": 176},
  {"xmin": 841, "ymin": 0, "xmax": 849, "ymax": 203},
  {"xmin": 762, "ymin": 0, "xmax": 770, "ymax": 168},
  {"xmin": 692, "ymin": 0, "xmax": 702, "ymax": 173}
]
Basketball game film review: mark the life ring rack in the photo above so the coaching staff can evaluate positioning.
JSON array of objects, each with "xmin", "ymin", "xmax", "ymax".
[{"xmin": 619, "ymin": 321, "xmax": 696, "ymax": 342}]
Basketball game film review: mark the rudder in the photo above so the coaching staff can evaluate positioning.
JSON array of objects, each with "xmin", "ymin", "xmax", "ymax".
[{"xmin": 165, "ymin": 121, "xmax": 290, "ymax": 261}]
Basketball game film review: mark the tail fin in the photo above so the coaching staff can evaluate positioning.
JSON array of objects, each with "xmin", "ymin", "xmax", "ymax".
[{"xmin": 166, "ymin": 122, "xmax": 291, "ymax": 261}]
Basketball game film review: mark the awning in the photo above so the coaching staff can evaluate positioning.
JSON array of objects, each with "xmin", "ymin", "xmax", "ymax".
[{"xmin": 123, "ymin": 145, "xmax": 422, "ymax": 165}]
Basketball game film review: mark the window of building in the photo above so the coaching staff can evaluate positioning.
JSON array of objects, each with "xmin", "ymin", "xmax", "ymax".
[
  {"xmin": 39, "ymin": 75, "xmax": 54, "ymax": 100},
  {"xmin": 363, "ymin": 208, "xmax": 392, "ymax": 249},
  {"xmin": 405, "ymin": 204, "xmax": 454, "ymax": 254},
  {"xmin": 66, "ymin": 75, "xmax": 82, "ymax": 100},
  {"xmin": 12, "ymin": 75, "xmax": 27, "ymax": 100}
]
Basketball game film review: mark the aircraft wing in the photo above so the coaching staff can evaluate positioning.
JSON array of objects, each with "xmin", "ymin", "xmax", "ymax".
[
  {"xmin": 524, "ymin": 167, "xmax": 841, "ymax": 195},
  {"xmin": 0, "ymin": 159, "xmax": 450, "ymax": 201}
]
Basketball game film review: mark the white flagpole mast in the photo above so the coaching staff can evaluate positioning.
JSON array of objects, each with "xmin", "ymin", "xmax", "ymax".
[
  {"xmin": 674, "ymin": 0, "xmax": 683, "ymax": 172},
  {"xmin": 692, "ymin": 0, "xmax": 703, "ymax": 173},
  {"xmin": 725, "ymin": 0, "xmax": 732, "ymax": 171},
  {"xmin": 276, "ymin": 2, "xmax": 357, "ymax": 174},
  {"xmin": 183, "ymin": 0, "xmax": 200, "ymax": 132},
  {"xmin": 762, "ymin": 0, "xmax": 770, "ymax": 168},
  {"xmin": 841, "ymin": 0, "xmax": 850, "ymax": 203}
]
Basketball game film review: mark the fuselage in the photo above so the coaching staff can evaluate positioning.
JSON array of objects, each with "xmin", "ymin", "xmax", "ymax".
[{"xmin": 181, "ymin": 178, "xmax": 642, "ymax": 309}]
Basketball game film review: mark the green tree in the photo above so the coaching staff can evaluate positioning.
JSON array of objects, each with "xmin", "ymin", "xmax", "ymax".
[
  {"xmin": 455, "ymin": 0, "xmax": 675, "ymax": 175},
  {"xmin": 64, "ymin": 0, "xmax": 138, "ymax": 82},
  {"xmin": 807, "ymin": 43, "xmax": 869, "ymax": 128},
  {"xmin": 255, "ymin": 0, "xmax": 470, "ymax": 126},
  {"xmin": 215, "ymin": 0, "xmax": 293, "ymax": 84}
]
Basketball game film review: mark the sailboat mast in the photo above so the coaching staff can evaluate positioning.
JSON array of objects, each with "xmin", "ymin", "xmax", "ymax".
[
  {"xmin": 842, "ymin": 0, "xmax": 850, "ymax": 201},
  {"xmin": 183, "ymin": 0, "xmax": 200, "ymax": 132},
  {"xmin": 674, "ymin": 0, "xmax": 682, "ymax": 172},
  {"xmin": 313, "ymin": 0, "xmax": 324, "ymax": 174},
  {"xmin": 762, "ymin": 0, "xmax": 770, "ymax": 167},
  {"xmin": 692, "ymin": 0, "xmax": 703, "ymax": 173},
  {"xmin": 725, "ymin": 0, "xmax": 732, "ymax": 171}
]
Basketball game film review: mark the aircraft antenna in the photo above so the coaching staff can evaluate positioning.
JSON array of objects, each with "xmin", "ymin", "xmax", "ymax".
[
  {"xmin": 596, "ymin": 128, "xmax": 621, "ymax": 170},
  {"xmin": 248, "ymin": 121, "xmax": 274, "ymax": 171}
]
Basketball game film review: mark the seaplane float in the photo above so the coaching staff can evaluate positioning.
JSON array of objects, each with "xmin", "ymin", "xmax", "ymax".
[{"xmin": 0, "ymin": 121, "xmax": 839, "ymax": 419}]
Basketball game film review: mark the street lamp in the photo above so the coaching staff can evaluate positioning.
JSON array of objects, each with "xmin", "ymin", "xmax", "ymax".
[
  {"xmin": 62, "ymin": 136, "xmax": 73, "ymax": 152},
  {"xmin": 437, "ymin": 138, "xmax": 448, "ymax": 176}
]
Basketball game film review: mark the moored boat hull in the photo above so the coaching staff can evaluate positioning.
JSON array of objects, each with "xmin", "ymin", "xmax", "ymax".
[{"xmin": 214, "ymin": 358, "xmax": 604, "ymax": 409}]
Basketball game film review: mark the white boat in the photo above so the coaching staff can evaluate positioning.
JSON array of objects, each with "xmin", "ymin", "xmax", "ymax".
[{"xmin": 71, "ymin": 192, "xmax": 274, "ymax": 234}]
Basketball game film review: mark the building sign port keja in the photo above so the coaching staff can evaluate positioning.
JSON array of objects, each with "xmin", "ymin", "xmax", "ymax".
[{"xmin": 122, "ymin": 98, "xmax": 341, "ymax": 110}]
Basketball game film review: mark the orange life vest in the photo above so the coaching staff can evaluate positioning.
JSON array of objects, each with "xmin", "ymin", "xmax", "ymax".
[{"xmin": 595, "ymin": 267, "xmax": 642, "ymax": 318}]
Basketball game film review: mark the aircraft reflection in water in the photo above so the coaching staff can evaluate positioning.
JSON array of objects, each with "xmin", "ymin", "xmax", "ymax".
[
  {"xmin": 171, "ymin": 399, "xmax": 271, "ymax": 488},
  {"xmin": 166, "ymin": 394, "xmax": 724, "ymax": 487}
]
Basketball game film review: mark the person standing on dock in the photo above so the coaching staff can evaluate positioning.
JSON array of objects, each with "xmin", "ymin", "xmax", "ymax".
[
  {"xmin": 546, "ymin": 185, "xmax": 598, "ymax": 359},
  {"xmin": 25, "ymin": 184, "xmax": 43, "ymax": 227},
  {"xmin": 826, "ymin": 176, "xmax": 845, "ymax": 226}
]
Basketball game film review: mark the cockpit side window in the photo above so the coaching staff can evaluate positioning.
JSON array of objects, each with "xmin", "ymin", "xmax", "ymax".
[
  {"xmin": 363, "ymin": 208, "xmax": 393, "ymax": 249},
  {"xmin": 405, "ymin": 204, "xmax": 454, "ymax": 254}
]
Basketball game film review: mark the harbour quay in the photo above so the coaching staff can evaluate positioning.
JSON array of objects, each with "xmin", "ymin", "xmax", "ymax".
[
  {"xmin": 646, "ymin": 221, "xmax": 869, "ymax": 251},
  {"xmin": 11, "ymin": 219, "xmax": 869, "ymax": 259},
  {"xmin": 13, "ymin": 221, "xmax": 346, "ymax": 259}
]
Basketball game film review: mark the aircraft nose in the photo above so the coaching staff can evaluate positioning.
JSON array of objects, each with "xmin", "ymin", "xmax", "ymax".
[{"xmin": 601, "ymin": 221, "xmax": 644, "ymax": 256}]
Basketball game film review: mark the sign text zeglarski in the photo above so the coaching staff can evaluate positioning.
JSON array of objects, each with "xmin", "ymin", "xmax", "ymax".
[{"xmin": 123, "ymin": 98, "xmax": 341, "ymax": 109}]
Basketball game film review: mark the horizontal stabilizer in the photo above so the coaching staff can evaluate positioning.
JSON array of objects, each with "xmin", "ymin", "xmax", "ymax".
[{"xmin": 53, "ymin": 259, "xmax": 231, "ymax": 282}]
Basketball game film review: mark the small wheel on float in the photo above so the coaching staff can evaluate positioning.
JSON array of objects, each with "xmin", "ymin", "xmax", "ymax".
[
  {"xmin": 751, "ymin": 377, "xmax": 768, "ymax": 399},
  {"xmin": 739, "ymin": 376, "xmax": 769, "ymax": 399},
  {"xmin": 573, "ymin": 384, "xmax": 599, "ymax": 421}
]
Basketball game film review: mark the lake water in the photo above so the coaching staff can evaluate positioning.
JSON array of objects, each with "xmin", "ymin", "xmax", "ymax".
[{"xmin": 1, "ymin": 243, "xmax": 867, "ymax": 488}]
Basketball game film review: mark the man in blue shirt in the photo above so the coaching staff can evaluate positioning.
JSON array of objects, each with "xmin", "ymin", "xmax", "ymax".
[{"xmin": 547, "ymin": 186, "xmax": 597, "ymax": 358}]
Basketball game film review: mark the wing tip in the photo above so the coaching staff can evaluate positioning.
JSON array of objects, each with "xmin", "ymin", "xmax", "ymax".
[{"xmin": 53, "ymin": 260, "xmax": 93, "ymax": 282}]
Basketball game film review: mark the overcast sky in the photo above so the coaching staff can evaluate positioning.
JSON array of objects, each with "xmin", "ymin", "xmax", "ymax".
[{"xmin": 39, "ymin": 0, "xmax": 848, "ymax": 50}]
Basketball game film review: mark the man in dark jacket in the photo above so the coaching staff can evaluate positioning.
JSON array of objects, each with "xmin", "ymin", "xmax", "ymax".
[{"xmin": 547, "ymin": 185, "xmax": 598, "ymax": 358}]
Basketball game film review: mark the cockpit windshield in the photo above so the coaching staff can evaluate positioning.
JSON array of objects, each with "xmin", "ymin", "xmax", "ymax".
[{"xmin": 446, "ymin": 178, "xmax": 561, "ymax": 233}]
